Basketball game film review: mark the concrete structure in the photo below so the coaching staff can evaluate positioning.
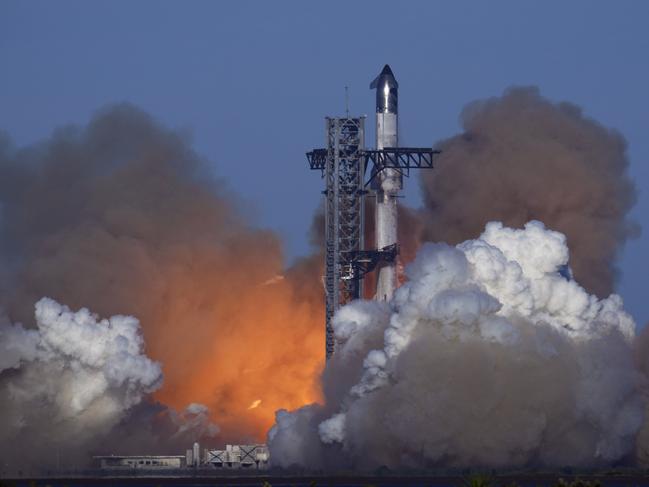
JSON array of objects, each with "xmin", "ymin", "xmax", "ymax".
[{"xmin": 193, "ymin": 442, "xmax": 200, "ymax": 467}]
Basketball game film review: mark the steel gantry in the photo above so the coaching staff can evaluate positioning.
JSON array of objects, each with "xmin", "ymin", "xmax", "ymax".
[
  {"xmin": 307, "ymin": 117, "xmax": 440, "ymax": 360},
  {"xmin": 309, "ymin": 117, "xmax": 366, "ymax": 359}
]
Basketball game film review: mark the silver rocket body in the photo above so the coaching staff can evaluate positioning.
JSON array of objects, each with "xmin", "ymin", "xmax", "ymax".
[{"xmin": 371, "ymin": 65, "xmax": 401, "ymax": 301}]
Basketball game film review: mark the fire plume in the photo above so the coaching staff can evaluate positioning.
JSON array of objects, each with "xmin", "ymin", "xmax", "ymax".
[{"xmin": 148, "ymin": 249, "xmax": 325, "ymax": 441}]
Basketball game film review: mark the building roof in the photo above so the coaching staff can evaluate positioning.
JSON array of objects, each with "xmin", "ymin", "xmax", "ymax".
[{"xmin": 93, "ymin": 455, "xmax": 185, "ymax": 459}]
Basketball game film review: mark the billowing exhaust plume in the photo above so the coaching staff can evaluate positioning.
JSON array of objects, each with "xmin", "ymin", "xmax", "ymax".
[
  {"xmin": 0, "ymin": 298, "xmax": 218, "ymax": 473},
  {"xmin": 269, "ymin": 221, "xmax": 644, "ymax": 469},
  {"xmin": 0, "ymin": 105, "xmax": 324, "ymax": 468},
  {"xmin": 415, "ymin": 87, "xmax": 638, "ymax": 298}
]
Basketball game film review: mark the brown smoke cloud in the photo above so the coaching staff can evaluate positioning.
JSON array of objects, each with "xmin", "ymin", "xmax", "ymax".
[
  {"xmin": 413, "ymin": 86, "xmax": 638, "ymax": 297},
  {"xmin": 0, "ymin": 104, "xmax": 324, "ymax": 455}
]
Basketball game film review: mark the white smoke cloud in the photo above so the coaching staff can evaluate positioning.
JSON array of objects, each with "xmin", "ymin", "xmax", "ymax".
[
  {"xmin": 269, "ymin": 221, "xmax": 645, "ymax": 470},
  {"xmin": 0, "ymin": 297, "xmax": 162, "ymax": 436},
  {"xmin": 0, "ymin": 298, "xmax": 217, "ymax": 473}
]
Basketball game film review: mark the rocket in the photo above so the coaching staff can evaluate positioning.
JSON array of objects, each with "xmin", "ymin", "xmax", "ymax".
[{"xmin": 370, "ymin": 64, "xmax": 401, "ymax": 301}]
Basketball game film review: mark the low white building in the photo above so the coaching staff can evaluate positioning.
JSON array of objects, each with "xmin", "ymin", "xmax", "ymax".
[
  {"xmin": 94, "ymin": 455, "xmax": 186, "ymax": 469},
  {"xmin": 95, "ymin": 443, "xmax": 270, "ymax": 470}
]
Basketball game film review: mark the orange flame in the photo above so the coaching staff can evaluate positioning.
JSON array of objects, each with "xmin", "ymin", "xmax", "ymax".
[{"xmin": 143, "ymin": 245, "xmax": 325, "ymax": 442}]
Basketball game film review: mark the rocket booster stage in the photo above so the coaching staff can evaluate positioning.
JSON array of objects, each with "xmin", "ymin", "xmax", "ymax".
[{"xmin": 371, "ymin": 64, "xmax": 401, "ymax": 301}]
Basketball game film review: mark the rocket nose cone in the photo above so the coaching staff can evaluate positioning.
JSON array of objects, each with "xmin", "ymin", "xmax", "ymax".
[
  {"xmin": 380, "ymin": 64, "xmax": 394, "ymax": 77},
  {"xmin": 370, "ymin": 64, "xmax": 398, "ymax": 89}
]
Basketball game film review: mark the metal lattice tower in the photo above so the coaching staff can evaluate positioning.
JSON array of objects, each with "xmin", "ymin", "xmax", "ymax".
[{"xmin": 322, "ymin": 117, "xmax": 365, "ymax": 359}]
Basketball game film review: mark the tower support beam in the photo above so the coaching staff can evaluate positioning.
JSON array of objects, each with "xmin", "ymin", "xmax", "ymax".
[{"xmin": 320, "ymin": 117, "xmax": 365, "ymax": 359}]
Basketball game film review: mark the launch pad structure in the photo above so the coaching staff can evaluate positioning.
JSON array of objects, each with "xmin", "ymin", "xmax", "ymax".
[{"xmin": 307, "ymin": 65, "xmax": 440, "ymax": 360}]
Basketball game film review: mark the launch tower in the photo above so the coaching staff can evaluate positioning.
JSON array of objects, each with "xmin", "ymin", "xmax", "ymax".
[{"xmin": 307, "ymin": 65, "xmax": 439, "ymax": 360}]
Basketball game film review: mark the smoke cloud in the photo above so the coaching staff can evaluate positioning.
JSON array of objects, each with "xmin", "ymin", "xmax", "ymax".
[
  {"xmin": 0, "ymin": 105, "xmax": 324, "ymax": 470},
  {"xmin": 0, "ymin": 297, "xmax": 220, "ymax": 473},
  {"xmin": 415, "ymin": 87, "xmax": 638, "ymax": 297},
  {"xmin": 269, "ymin": 221, "xmax": 644, "ymax": 470},
  {"xmin": 0, "ymin": 85, "xmax": 642, "ymax": 473}
]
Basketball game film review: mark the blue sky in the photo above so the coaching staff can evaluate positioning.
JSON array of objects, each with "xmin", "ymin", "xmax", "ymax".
[{"xmin": 1, "ymin": 0, "xmax": 647, "ymax": 325}]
